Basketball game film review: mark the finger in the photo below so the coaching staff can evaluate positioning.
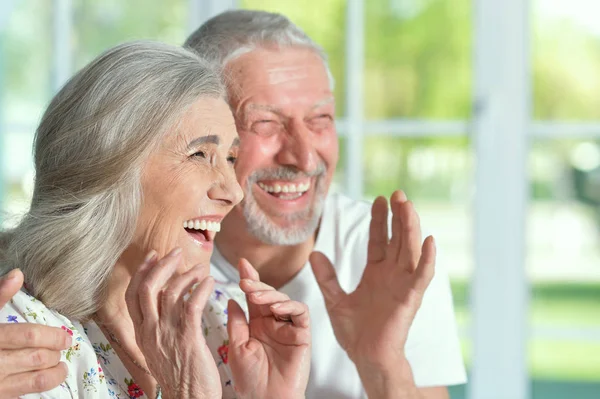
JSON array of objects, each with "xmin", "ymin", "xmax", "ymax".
[
  {"xmin": 0, "ymin": 324, "xmax": 71, "ymax": 351},
  {"xmin": 237, "ymin": 258, "xmax": 260, "ymax": 281},
  {"xmin": 367, "ymin": 196, "xmax": 389, "ymax": 264},
  {"xmin": 138, "ymin": 248, "xmax": 182, "ymax": 324},
  {"xmin": 227, "ymin": 299, "xmax": 249, "ymax": 349},
  {"xmin": 388, "ymin": 190, "xmax": 408, "ymax": 262},
  {"xmin": 239, "ymin": 279, "xmax": 276, "ymax": 294},
  {"xmin": 398, "ymin": 201, "xmax": 422, "ymax": 272},
  {"xmin": 415, "ymin": 236, "xmax": 436, "ymax": 290},
  {"xmin": 0, "ymin": 361, "xmax": 67, "ymax": 398},
  {"xmin": 0, "ymin": 268, "xmax": 24, "ymax": 308},
  {"xmin": 246, "ymin": 289, "xmax": 290, "ymax": 307},
  {"xmin": 309, "ymin": 251, "xmax": 346, "ymax": 310},
  {"xmin": 237, "ymin": 259, "xmax": 263, "ymax": 320},
  {"xmin": 261, "ymin": 316, "xmax": 311, "ymax": 346},
  {"xmin": 0, "ymin": 347, "xmax": 61, "ymax": 375},
  {"xmin": 161, "ymin": 264, "xmax": 206, "ymax": 322},
  {"xmin": 125, "ymin": 250, "xmax": 157, "ymax": 325},
  {"xmin": 240, "ymin": 278, "xmax": 290, "ymax": 317},
  {"xmin": 186, "ymin": 276, "xmax": 215, "ymax": 331},
  {"xmin": 270, "ymin": 300, "xmax": 310, "ymax": 329}
]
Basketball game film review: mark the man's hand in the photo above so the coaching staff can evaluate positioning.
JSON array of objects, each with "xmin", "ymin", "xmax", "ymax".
[
  {"xmin": 0, "ymin": 269, "xmax": 71, "ymax": 398},
  {"xmin": 309, "ymin": 190, "xmax": 436, "ymax": 399},
  {"xmin": 227, "ymin": 258, "xmax": 311, "ymax": 399}
]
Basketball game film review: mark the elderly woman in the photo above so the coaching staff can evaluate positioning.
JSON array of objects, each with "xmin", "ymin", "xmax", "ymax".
[{"xmin": 0, "ymin": 41, "xmax": 310, "ymax": 398}]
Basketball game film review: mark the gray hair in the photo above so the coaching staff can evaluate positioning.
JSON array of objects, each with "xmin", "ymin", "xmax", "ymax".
[
  {"xmin": 0, "ymin": 41, "xmax": 225, "ymax": 321},
  {"xmin": 183, "ymin": 9, "xmax": 334, "ymax": 89}
]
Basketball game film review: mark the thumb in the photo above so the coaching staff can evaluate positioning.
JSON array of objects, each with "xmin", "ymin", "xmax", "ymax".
[
  {"xmin": 0, "ymin": 269, "xmax": 24, "ymax": 308},
  {"xmin": 227, "ymin": 299, "xmax": 250, "ymax": 349},
  {"xmin": 309, "ymin": 251, "xmax": 346, "ymax": 309}
]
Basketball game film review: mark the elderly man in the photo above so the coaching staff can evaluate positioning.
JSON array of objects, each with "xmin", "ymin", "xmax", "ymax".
[
  {"xmin": 185, "ymin": 9, "xmax": 466, "ymax": 399},
  {"xmin": 0, "ymin": 9, "xmax": 466, "ymax": 399}
]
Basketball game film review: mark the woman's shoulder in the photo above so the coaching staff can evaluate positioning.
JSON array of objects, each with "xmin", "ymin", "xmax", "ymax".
[
  {"xmin": 1, "ymin": 288, "xmax": 73, "ymax": 328},
  {"xmin": 0, "ymin": 290, "xmax": 109, "ymax": 398}
]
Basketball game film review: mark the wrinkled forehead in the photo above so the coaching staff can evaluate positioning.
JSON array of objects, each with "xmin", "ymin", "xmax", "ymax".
[{"xmin": 225, "ymin": 47, "xmax": 332, "ymax": 105}]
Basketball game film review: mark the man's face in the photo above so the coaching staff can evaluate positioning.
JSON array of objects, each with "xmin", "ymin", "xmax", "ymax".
[{"xmin": 225, "ymin": 47, "xmax": 338, "ymax": 245}]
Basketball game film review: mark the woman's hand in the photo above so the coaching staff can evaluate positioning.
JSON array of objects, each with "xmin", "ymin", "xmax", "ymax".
[
  {"xmin": 227, "ymin": 258, "xmax": 311, "ymax": 399},
  {"xmin": 125, "ymin": 248, "xmax": 221, "ymax": 399}
]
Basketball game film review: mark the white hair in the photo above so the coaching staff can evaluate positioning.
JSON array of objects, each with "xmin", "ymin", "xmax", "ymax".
[
  {"xmin": 0, "ymin": 41, "xmax": 225, "ymax": 321},
  {"xmin": 183, "ymin": 9, "xmax": 335, "ymax": 89}
]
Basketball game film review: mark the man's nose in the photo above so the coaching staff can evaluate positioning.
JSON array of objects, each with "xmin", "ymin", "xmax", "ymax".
[{"xmin": 275, "ymin": 124, "xmax": 318, "ymax": 173}]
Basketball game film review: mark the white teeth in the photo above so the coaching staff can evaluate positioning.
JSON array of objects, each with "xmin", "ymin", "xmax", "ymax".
[
  {"xmin": 258, "ymin": 181, "xmax": 310, "ymax": 194},
  {"xmin": 183, "ymin": 219, "xmax": 221, "ymax": 232}
]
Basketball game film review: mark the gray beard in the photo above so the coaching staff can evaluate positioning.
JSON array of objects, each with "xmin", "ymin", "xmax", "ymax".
[{"xmin": 241, "ymin": 164, "xmax": 327, "ymax": 246}]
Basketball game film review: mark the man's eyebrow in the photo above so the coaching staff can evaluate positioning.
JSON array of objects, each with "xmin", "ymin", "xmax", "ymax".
[
  {"xmin": 311, "ymin": 97, "xmax": 335, "ymax": 110},
  {"xmin": 246, "ymin": 104, "xmax": 283, "ymax": 114},
  {"xmin": 186, "ymin": 135, "xmax": 219, "ymax": 150}
]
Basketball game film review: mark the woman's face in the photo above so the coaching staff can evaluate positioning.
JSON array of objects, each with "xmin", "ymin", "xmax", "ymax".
[{"xmin": 129, "ymin": 97, "xmax": 243, "ymax": 273}]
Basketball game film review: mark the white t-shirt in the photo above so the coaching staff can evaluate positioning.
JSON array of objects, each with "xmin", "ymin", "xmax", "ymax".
[{"xmin": 210, "ymin": 193, "xmax": 467, "ymax": 398}]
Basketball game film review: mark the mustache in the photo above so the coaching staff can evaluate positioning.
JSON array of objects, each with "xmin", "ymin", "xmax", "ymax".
[{"xmin": 247, "ymin": 162, "xmax": 327, "ymax": 184}]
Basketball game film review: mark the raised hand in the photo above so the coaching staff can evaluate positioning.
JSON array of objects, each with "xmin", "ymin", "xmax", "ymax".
[
  {"xmin": 227, "ymin": 258, "xmax": 310, "ymax": 399},
  {"xmin": 309, "ymin": 191, "xmax": 436, "ymax": 396},
  {"xmin": 0, "ymin": 269, "xmax": 71, "ymax": 398},
  {"xmin": 125, "ymin": 248, "xmax": 221, "ymax": 399}
]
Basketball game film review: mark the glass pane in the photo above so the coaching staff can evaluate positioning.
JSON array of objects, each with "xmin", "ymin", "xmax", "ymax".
[
  {"xmin": 1, "ymin": 1, "xmax": 52, "ymax": 132},
  {"xmin": 364, "ymin": 0, "xmax": 472, "ymax": 119},
  {"xmin": 74, "ymin": 0, "xmax": 187, "ymax": 68},
  {"xmin": 533, "ymin": 0, "xmax": 600, "ymax": 120},
  {"xmin": 1, "ymin": 1, "xmax": 53, "ymax": 227},
  {"xmin": 363, "ymin": 135, "xmax": 473, "ymax": 381},
  {"xmin": 528, "ymin": 139, "xmax": 600, "ymax": 398},
  {"xmin": 240, "ymin": 0, "xmax": 346, "ymax": 117}
]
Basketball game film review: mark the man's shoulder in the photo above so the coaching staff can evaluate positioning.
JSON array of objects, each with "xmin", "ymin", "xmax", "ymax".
[{"xmin": 324, "ymin": 192, "xmax": 373, "ymax": 225}]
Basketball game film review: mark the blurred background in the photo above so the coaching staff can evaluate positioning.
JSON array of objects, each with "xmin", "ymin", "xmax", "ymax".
[{"xmin": 0, "ymin": 1, "xmax": 598, "ymax": 398}]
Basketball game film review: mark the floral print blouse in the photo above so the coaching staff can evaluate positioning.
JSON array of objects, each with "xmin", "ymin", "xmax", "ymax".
[{"xmin": 0, "ymin": 280, "xmax": 247, "ymax": 399}]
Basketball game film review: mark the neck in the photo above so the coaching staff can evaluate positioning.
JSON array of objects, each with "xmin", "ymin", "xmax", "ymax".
[
  {"xmin": 94, "ymin": 258, "xmax": 158, "ymax": 398},
  {"xmin": 215, "ymin": 210, "xmax": 318, "ymax": 289}
]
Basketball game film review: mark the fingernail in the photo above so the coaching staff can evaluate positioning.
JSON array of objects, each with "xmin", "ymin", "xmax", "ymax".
[
  {"xmin": 270, "ymin": 303, "xmax": 281, "ymax": 309},
  {"xmin": 252, "ymin": 291, "xmax": 262, "ymax": 298},
  {"xmin": 64, "ymin": 333, "xmax": 73, "ymax": 348},
  {"xmin": 241, "ymin": 279, "xmax": 254, "ymax": 286},
  {"xmin": 168, "ymin": 247, "xmax": 182, "ymax": 257},
  {"xmin": 144, "ymin": 251, "xmax": 157, "ymax": 263}
]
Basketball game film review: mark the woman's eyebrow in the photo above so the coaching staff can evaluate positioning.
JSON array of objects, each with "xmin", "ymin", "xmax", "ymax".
[
  {"xmin": 230, "ymin": 137, "xmax": 240, "ymax": 149},
  {"xmin": 186, "ymin": 135, "xmax": 219, "ymax": 150}
]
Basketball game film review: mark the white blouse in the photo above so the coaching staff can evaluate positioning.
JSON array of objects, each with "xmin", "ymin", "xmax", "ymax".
[{"xmin": 0, "ymin": 279, "xmax": 247, "ymax": 398}]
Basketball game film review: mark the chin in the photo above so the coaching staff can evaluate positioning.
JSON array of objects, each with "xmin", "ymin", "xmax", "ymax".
[{"xmin": 182, "ymin": 247, "xmax": 212, "ymax": 273}]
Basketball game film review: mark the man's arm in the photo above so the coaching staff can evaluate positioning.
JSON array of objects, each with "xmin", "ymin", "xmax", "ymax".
[{"xmin": 0, "ymin": 269, "xmax": 71, "ymax": 397}]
